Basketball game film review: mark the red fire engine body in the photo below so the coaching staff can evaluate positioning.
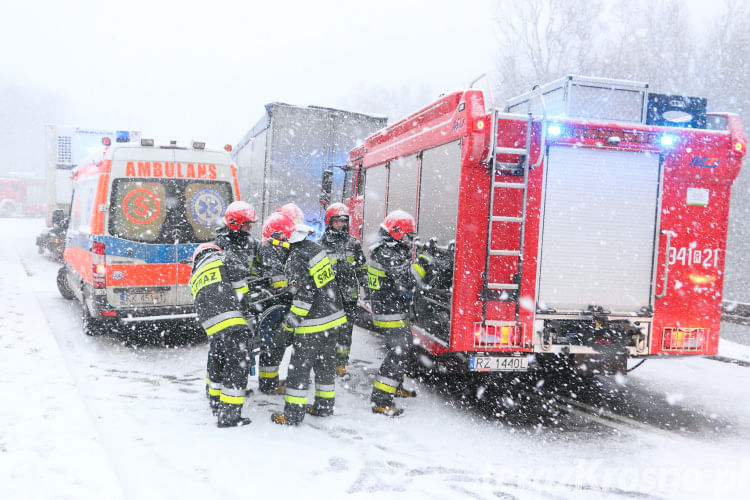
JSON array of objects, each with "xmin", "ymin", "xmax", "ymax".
[{"xmin": 345, "ymin": 76, "xmax": 746, "ymax": 376}]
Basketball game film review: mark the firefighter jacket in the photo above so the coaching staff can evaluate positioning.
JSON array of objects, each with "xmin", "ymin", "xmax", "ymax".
[
  {"xmin": 190, "ymin": 250, "xmax": 251, "ymax": 337},
  {"xmin": 318, "ymin": 228, "xmax": 367, "ymax": 305},
  {"xmin": 411, "ymin": 247, "xmax": 454, "ymax": 290},
  {"xmin": 257, "ymin": 239, "xmax": 291, "ymax": 292},
  {"xmin": 367, "ymin": 233, "xmax": 417, "ymax": 328},
  {"xmin": 282, "ymin": 240, "xmax": 347, "ymax": 334},
  {"xmin": 214, "ymin": 225, "xmax": 260, "ymax": 278}
]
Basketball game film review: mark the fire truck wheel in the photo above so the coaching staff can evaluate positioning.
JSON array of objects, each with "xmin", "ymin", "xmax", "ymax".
[{"xmin": 56, "ymin": 267, "xmax": 75, "ymax": 300}]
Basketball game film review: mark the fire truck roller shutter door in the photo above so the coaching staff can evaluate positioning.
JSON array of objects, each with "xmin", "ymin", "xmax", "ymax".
[{"xmin": 537, "ymin": 146, "xmax": 661, "ymax": 313}]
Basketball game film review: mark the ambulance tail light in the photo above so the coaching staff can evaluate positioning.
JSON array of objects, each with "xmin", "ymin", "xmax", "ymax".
[
  {"xmin": 473, "ymin": 322, "xmax": 523, "ymax": 348},
  {"xmin": 661, "ymin": 327, "xmax": 707, "ymax": 351},
  {"xmin": 92, "ymin": 241, "xmax": 106, "ymax": 289}
]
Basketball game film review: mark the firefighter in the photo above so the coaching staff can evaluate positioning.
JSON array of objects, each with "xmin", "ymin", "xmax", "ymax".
[
  {"xmin": 190, "ymin": 243, "xmax": 253, "ymax": 427},
  {"xmin": 271, "ymin": 214, "xmax": 348, "ymax": 425},
  {"xmin": 317, "ymin": 202, "xmax": 367, "ymax": 378},
  {"xmin": 255, "ymin": 211, "xmax": 296, "ymax": 395},
  {"xmin": 368, "ymin": 210, "xmax": 419, "ymax": 417},
  {"xmin": 215, "ymin": 200, "xmax": 260, "ymax": 282}
]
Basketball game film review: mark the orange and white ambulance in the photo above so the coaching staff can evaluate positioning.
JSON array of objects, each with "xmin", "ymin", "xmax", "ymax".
[{"xmin": 57, "ymin": 139, "xmax": 241, "ymax": 335}]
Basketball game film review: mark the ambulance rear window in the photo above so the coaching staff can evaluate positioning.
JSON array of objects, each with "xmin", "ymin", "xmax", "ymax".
[{"xmin": 108, "ymin": 179, "xmax": 234, "ymax": 243}]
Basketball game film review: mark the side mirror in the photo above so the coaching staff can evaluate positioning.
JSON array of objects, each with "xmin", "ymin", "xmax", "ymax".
[{"xmin": 320, "ymin": 170, "xmax": 333, "ymax": 206}]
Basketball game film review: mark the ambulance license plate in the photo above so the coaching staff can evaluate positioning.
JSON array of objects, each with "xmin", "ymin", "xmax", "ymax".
[
  {"xmin": 121, "ymin": 290, "xmax": 168, "ymax": 306},
  {"xmin": 470, "ymin": 356, "xmax": 529, "ymax": 372}
]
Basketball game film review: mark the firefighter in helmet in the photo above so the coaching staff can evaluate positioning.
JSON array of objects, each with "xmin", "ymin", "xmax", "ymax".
[
  {"xmin": 190, "ymin": 243, "xmax": 253, "ymax": 427},
  {"xmin": 368, "ymin": 210, "xmax": 419, "ymax": 417},
  {"xmin": 215, "ymin": 200, "xmax": 260, "ymax": 284},
  {"xmin": 317, "ymin": 202, "xmax": 367, "ymax": 378},
  {"xmin": 255, "ymin": 211, "xmax": 296, "ymax": 395},
  {"xmin": 271, "ymin": 210, "xmax": 347, "ymax": 425}
]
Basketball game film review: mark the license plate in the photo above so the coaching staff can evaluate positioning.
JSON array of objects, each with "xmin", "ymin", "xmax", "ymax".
[
  {"xmin": 470, "ymin": 356, "xmax": 529, "ymax": 372},
  {"xmin": 120, "ymin": 290, "xmax": 168, "ymax": 306}
]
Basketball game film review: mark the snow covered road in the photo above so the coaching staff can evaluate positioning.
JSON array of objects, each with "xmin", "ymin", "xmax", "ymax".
[{"xmin": 2, "ymin": 218, "xmax": 750, "ymax": 500}]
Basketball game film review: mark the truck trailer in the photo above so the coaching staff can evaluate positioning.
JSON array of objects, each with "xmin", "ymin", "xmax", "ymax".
[
  {"xmin": 232, "ymin": 103, "xmax": 386, "ymax": 238},
  {"xmin": 45, "ymin": 125, "xmax": 141, "ymax": 226}
]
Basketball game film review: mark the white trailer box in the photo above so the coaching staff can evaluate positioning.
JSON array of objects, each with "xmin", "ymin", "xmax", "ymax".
[
  {"xmin": 44, "ymin": 125, "xmax": 141, "ymax": 225},
  {"xmin": 232, "ymin": 103, "xmax": 387, "ymax": 239}
]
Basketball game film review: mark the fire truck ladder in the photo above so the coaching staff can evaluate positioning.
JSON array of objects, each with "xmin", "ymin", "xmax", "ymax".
[{"xmin": 481, "ymin": 111, "xmax": 535, "ymax": 324}]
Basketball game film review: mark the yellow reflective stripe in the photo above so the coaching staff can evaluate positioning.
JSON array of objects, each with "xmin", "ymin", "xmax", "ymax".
[
  {"xmin": 235, "ymin": 285, "xmax": 249, "ymax": 294},
  {"xmin": 190, "ymin": 264, "xmax": 224, "ymax": 297},
  {"xmin": 373, "ymin": 380, "xmax": 397, "ymax": 394},
  {"xmin": 315, "ymin": 390, "xmax": 335, "ymax": 399},
  {"xmin": 205, "ymin": 317, "xmax": 247, "ymax": 335},
  {"xmin": 272, "ymin": 239, "xmax": 290, "ymax": 249},
  {"xmin": 373, "ymin": 319, "xmax": 407, "ymax": 328},
  {"xmin": 219, "ymin": 394, "xmax": 245, "ymax": 405},
  {"xmin": 259, "ymin": 370, "xmax": 279, "ymax": 379},
  {"xmin": 412, "ymin": 263, "xmax": 426, "ymax": 278},
  {"xmin": 295, "ymin": 315, "xmax": 347, "ymax": 334},
  {"xmin": 290, "ymin": 305, "xmax": 310, "ymax": 316},
  {"xmin": 368, "ymin": 266, "xmax": 386, "ymax": 277},
  {"xmin": 282, "ymin": 323, "xmax": 294, "ymax": 332},
  {"xmin": 207, "ymin": 386, "xmax": 221, "ymax": 397},
  {"xmin": 418, "ymin": 253, "xmax": 433, "ymax": 263},
  {"xmin": 309, "ymin": 256, "xmax": 331, "ymax": 275},
  {"xmin": 336, "ymin": 347, "xmax": 350, "ymax": 354},
  {"xmin": 347, "ymin": 256, "xmax": 355, "ymax": 263},
  {"xmin": 285, "ymin": 395, "xmax": 307, "ymax": 406},
  {"xmin": 272, "ymin": 280, "xmax": 288, "ymax": 288}
]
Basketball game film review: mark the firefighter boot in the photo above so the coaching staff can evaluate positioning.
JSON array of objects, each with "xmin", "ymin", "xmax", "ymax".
[
  {"xmin": 395, "ymin": 384, "xmax": 417, "ymax": 398},
  {"xmin": 271, "ymin": 412, "xmax": 298, "ymax": 426},
  {"xmin": 260, "ymin": 380, "xmax": 286, "ymax": 395},
  {"xmin": 209, "ymin": 395, "xmax": 221, "ymax": 415},
  {"xmin": 305, "ymin": 404, "xmax": 334, "ymax": 417},
  {"xmin": 371, "ymin": 404, "xmax": 404, "ymax": 417},
  {"xmin": 217, "ymin": 403, "xmax": 251, "ymax": 428}
]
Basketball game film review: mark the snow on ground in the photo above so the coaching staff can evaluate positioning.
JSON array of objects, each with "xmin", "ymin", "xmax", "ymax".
[{"xmin": 2, "ymin": 218, "xmax": 750, "ymax": 500}]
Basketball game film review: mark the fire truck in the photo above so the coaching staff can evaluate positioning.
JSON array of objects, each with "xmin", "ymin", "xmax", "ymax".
[
  {"xmin": 346, "ymin": 75, "xmax": 746, "ymax": 378},
  {"xmin": 0, "ymin": 175, "xmax": 44, "ymax": 217}
]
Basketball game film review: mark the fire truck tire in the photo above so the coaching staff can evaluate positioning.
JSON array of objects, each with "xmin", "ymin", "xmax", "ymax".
[{"xmin": 56, "ymin": 267, "xmax": 75, "ymax": 300}]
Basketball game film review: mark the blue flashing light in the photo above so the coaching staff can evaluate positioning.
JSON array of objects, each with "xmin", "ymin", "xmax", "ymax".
[
  {"xmin": 660, "ymin": 134, "xmax": 677, "ymax": 147},
  {"xmin": 547, "ymin": 124, "xmax": 562, "ymax": 137},
  {"xmin": 116, "ymin": 130, "xmax": 131, "ymax": 143}
]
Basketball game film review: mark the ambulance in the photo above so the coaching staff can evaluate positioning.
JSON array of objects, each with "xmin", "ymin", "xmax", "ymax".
[{"xmin": 57, "ymin": 139, "xmax": 241, "ymax": 335}]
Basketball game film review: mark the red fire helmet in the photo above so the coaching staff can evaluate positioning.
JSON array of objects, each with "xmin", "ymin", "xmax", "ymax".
[
  {"xmin": 276, "ymin": 203, "xmax": 304, "ymax": 224},
  {"xmin": 381, "ymin": 210, "xmax": 416, "ymax": 241},
  {"xmin": 324, "ymin": 202, "xmax": 350, "ymax": 226},
  {"xmin": 224, "ymin": 201, "xmax": 258, "ymax": 231},
  {"xmin": 262, "ymin": 212, "xmax": 296, "ymax": 241},
  {"xmin": 192, "ymin": 243, "xmax": 221, "ymax": 264}
]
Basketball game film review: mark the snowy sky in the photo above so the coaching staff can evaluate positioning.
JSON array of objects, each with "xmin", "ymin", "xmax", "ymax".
[{"xmin": 0, "ymin": 0, "xmax": 495, "ymax": 148}]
